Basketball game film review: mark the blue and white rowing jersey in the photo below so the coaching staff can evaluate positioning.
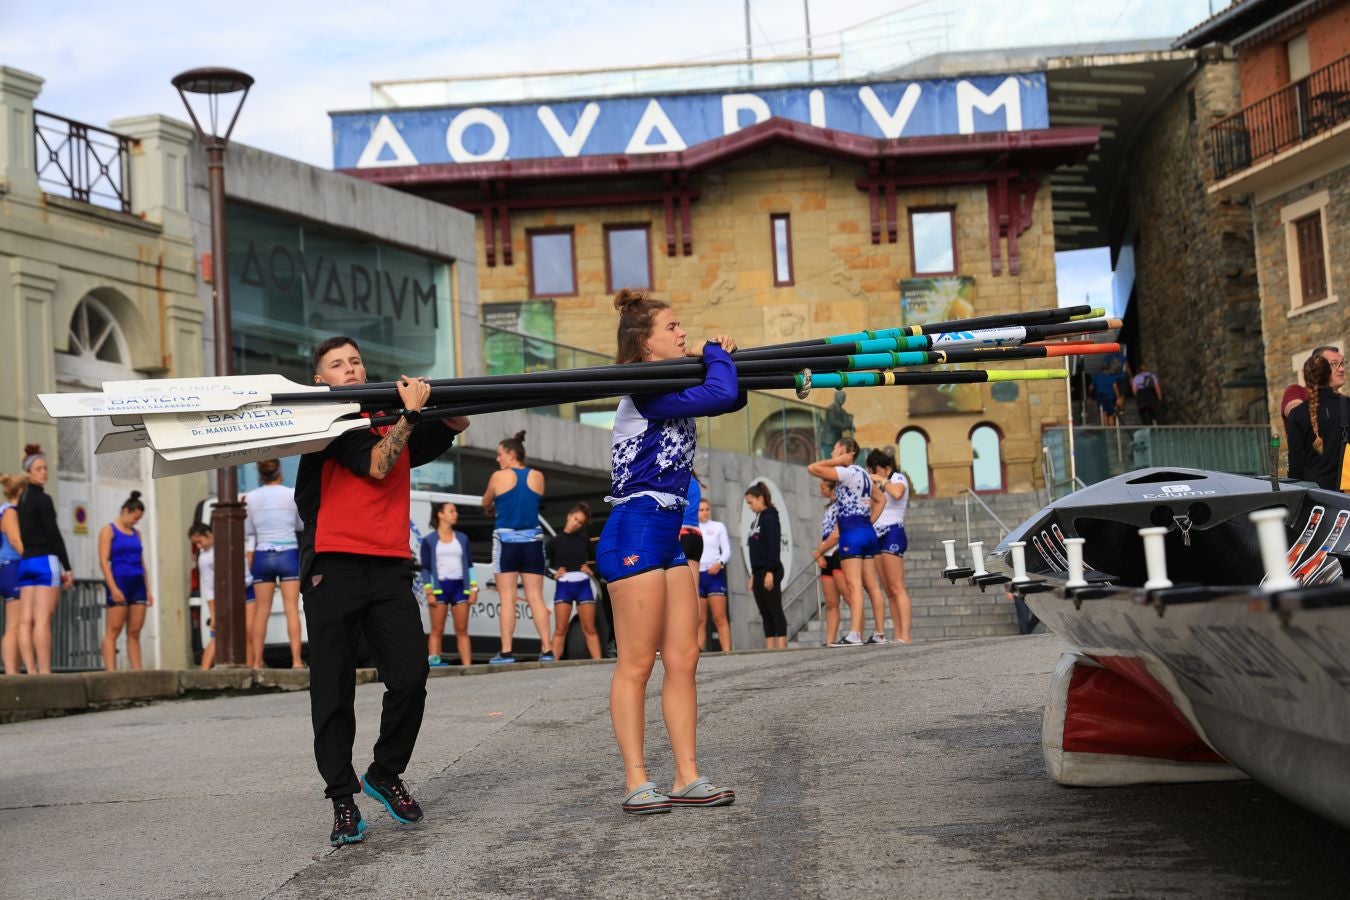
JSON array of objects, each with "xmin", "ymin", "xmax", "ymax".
[
  {"xmin": 608, "ymin": 344, "xmax": 744, "ymax": 508},
  {"xmin": 820, "ymin": 502, "xmax": 839, "ymax": 541},
  {"xmin": 833, "ymin": 464, "xmax": 872, "ymax": 519}
]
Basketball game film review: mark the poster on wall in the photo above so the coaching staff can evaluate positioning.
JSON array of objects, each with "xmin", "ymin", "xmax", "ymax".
[
  {"xmin": 483, "ymin": 300, "xmax": 557, "ymax": 376},
  {"xmin": 900, "ymin": 276, "xmax": 983, "ymax": 415}
]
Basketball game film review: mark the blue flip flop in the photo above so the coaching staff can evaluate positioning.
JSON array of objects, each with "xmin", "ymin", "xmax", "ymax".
[
  {"xmin": 668, "ymin": 777, "xmax": 736, "ymax": 807},
  {"xmin": 621, "ymin": 782, "xmax": 672, "ymax": 815}
]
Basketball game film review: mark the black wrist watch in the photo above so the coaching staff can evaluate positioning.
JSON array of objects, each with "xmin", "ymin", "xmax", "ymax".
[{"xmin": 402, "ymin": 410, "xmax": 424, "ymax": 426}]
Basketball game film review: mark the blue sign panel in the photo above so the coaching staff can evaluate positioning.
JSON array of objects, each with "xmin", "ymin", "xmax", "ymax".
[{"xmin": 332, "ymin": 74, "xmax": 1048, "ymax": 169}]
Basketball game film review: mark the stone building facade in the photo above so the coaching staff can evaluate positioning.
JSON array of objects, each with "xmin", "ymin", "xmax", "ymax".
[{"xmin": 1121, "ymin": 51, "xmax": 1267, "ymax": 425}]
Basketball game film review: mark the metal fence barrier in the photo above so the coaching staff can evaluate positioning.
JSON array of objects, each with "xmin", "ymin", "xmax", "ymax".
[{"xmin": 0, "ymin": 579, "xmax": 105, "ymax": 673}]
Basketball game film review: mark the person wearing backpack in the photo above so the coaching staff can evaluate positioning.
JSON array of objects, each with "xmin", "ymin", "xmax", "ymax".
[{"xmin": 1131, "ymin": 367, "xmax": 1163, "ymax": 426}]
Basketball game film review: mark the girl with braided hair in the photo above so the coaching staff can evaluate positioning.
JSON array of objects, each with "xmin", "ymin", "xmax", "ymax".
[{"xmin": 1288, "ymin": 353, "xmax": 1348, "ymax": 492}]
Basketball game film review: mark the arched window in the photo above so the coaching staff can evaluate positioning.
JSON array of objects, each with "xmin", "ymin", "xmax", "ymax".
[
  {"xmin": 896, "ymin": 427, "xmax": 933, "ymax": 497},
  {"xmin": 970, "ymin": 423, "xmax": 1005, "ymax": 493},
  {"xmin": 65, "ymin": 297, "xmax": 129, "ymax": 365}
]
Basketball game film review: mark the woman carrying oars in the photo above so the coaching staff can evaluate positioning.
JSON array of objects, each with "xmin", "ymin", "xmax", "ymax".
[{"xmin": 598, "ymin": 288, "xmax": 743, "ymax": 814}]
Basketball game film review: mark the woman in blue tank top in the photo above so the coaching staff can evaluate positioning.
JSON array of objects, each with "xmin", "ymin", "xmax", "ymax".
[
  {"xmin": 1, "ymin": 473, "xmax": 26, "ymax": 674},
  {"xmin": 482, "ymin": 430, "xmax": 551, "ymax": 664},
  {"xmin": 98, "ymin": 491, "xmax": 154, "ymax": 671}
]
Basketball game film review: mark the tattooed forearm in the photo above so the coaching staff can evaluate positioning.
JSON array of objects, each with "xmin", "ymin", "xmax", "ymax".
[{"xmin": 372, "ymin": 418, "xmax": 414, "ymax": 478}]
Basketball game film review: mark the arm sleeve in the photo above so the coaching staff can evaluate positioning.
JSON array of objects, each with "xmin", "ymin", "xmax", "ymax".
[
  {"xmin": 763, "ymin": 510, "xmax": 782, "ymax": 563},
  {"xmin": 545, "ymin": 535, "xmax": 559, "ymax": 568},
  {"xmin": 327, "ymin": 428, "xmax": 383, "ymax": 478},
  {"xmin": 717, "ymin": 523, "xmax": 731, "ymax": 565},
  {"xmin": 1287, "ymin": 410, "xmax": 1307, "ymax": 480},
  {"xmin": 408, "ymin": 421, "xmax": 457, "ymax": 468},
  {"xmin": 632, "ymin": 345, "xmax": 742, "ymax": 419},
  {"xmin": 43, "ymin": 496, "xmax": 71, "ymax": 571},
  {"xmin": 419, "ymin": 535, "xmax": 434, "ymax": 587},
  {"xmin": 244, "ymin": 497, "xmax": 257, "ymax": 540}
]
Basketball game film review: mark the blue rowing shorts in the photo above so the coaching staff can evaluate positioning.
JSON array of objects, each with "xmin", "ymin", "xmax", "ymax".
[
  {"xmin": 252, "ymin": 548, "xmax": 300, "ymax": 583},
  {"xmin": 554, "ymin": 579, "xmax": 595, "ymax": 604},
  {"xmin": 17, "ymin": 555, "xmax": 62, "ymax": 589},
  {"xmin": 837, "ymin": 515, "xmax": 878, "ymax": 560},
  {"xmin": 698, "ymin": 569, "xmax": 729, "ymax": 597},
  {"xmin": 875, "ymin": 523, "xmax": 908, "ymax": 557},
  {"xmin": 596, "ymin": 498, "xmax": 686, "ymax": 584}
]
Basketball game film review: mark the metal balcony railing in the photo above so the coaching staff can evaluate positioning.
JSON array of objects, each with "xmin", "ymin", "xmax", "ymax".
[
  {"xmin": 0, "ymin": 579, "xmax": 107, "ymax": 672},
  {"xmin": 33, "ymin": 110, "xmax": 135, "ymax": 214},
  {"xmin": 1210, "ymin": 52, "xmax": 1350, "ymax": 180}
]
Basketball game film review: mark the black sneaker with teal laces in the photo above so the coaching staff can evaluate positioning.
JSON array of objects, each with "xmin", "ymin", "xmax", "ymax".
[
  {"xmin": 362, "ymin": 773, "xmax": 425, "ymax": 824},
  {"xmin": 330, "ymin": 799, "xmax": 367, "ymax": 846}
]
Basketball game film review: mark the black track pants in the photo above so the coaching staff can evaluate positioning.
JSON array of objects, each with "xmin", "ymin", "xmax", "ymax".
[{"xmin": 751, "ymin": 564, "xmax": 786, "ymax": 638}]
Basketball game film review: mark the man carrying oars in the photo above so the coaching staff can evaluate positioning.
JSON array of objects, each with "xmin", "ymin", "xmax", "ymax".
[{"xmin": 297, "ymin": 336, "xmax": 469, "ymax": 847}]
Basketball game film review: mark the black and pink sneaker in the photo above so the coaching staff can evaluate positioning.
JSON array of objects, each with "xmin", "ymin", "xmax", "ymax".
[
  {"xmin": 330, "ymin": 799, "xmax": 367, "ymax": 846},
  {"xmin": 361, "ymin": 774, "xmax": 424, "ymax": 824}
]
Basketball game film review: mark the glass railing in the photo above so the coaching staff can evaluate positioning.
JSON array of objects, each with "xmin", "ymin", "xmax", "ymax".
[
  {"xmin": 481, "ymin": 325, "xmax": 825, "ymax": 464},
  {"xmin": 1042, "ymin": 425, "xmax": 1276, "ymax": 500}
]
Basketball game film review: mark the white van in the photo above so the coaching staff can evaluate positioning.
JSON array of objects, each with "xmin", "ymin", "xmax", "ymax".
[{"xmin": 192, "ymin": 490, "xmax": 604, "ymax": 664}]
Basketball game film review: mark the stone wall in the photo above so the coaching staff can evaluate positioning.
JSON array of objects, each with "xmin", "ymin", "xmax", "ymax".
[
  {"xmin": 474, "ymin": 144, "xmax": 1070, "ymax": 496},
  {"xmin": 1125, "ymin": 56, "xmax": 1267, "ymax": 425}
]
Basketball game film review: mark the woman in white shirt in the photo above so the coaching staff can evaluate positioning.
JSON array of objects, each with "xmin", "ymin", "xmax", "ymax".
[
  {"xmin": 245, "ymin": 459, "xmax": 304, "ymax": 668},
  {"xmin": 696, "ymin": 498, "xmax": 733, "ymax": 652},
  {"xmin": 867, "ymin": 449, "xmax": 912, "ymax": 644}
]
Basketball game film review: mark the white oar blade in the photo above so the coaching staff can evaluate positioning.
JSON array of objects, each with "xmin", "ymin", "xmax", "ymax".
[
  {"xmin": 930, "ymin": 326, "xmax": 1028, "ymax": 349},
  {"xmin": 40, "ymin": 389, "xmax": 265, "ymax": 418},
  {"xmin": 143, "ymin": 402, "xmax": 362, "ymax": 452},
  {"xmin": 156, "ymin": 419, "xmax": 367, "ymax": 461},
  {"xmin": 96, "ymin": 428, "xmax": 149, "ymax": 455},
  {"xmin": 151, "ymin": 421, "xmax": 366, "ymax": 477},
  {"xmin": 102, "ymin": 373, "xmax": 318, "ymax": 397}
]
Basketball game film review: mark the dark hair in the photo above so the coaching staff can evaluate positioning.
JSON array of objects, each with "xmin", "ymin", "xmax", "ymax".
[
  {"xmin": 429, "ymin": 501, "xmax": 457, "ymax": 529},
  {"xmin": 745, "ymin": 482, "xmax": 774, "ymax": 507},
  {"xmin": 311, "ymin": 335, "xmax": 361, "ymax": 373},
  {"xmin": 188, "ymin": 523, "xmax": 212, "ymax": 539},
  {"xmin": 614, "ymin": 288, "xmax": 671, "ymax": 364},
  {"xmin": 122, "ymin": 491, "xmax": 145, "ymax": 514},
  {"xmin": 256, "ymin": 459, "xmax": 282, "ymax": 484},
  {"xmin": 21, "ymin": 443, "xmax": 44, "ymax": 473},
  {"xmin": 866, "ymin": 449, "xmax": 896, "ymax": 473},
  {"xmin": 835, "ymin": 437, "xmax": 861, "ymax": 457},
  {"xmin": 1311, "ymin": 345, "xmax": 1341, "ymax": 360},
  {"xmin": 1303, "ymin": 353, "xmax": 1333, "ymax": 454},
  {"xmin": 568, "ymin": 501, "xmax": 592, "ymax": 522},
  {"xmin": 499, "ymin": 430, "xmax": 527, "ymax": 463}
]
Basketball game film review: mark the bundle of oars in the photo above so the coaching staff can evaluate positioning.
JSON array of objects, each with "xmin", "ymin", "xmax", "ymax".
[{"xmin": 40, "ymin": 305, "xmax": 1121, "ymax": 478}]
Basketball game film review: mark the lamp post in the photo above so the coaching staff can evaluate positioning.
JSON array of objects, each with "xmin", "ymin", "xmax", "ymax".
[{"xmin": 173, "ymin": 67, "xmax": 253, "ymax": 667}]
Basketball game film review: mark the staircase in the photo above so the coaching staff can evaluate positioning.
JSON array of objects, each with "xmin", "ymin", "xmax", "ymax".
[{"xmin": 791, "ymin": 490, "xmax": 1047, "ymax": 645}]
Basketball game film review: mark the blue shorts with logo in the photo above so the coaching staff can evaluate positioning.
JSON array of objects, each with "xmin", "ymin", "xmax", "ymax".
[
  {"xmin": 698, "ymin": 569, "xmax": 728, "ymax": 597},
  {"xmin": 493, "ymin": 535, "xmax": 547, "ymax": 575},
  {"xmin": 837, "ymin": 515, "xmax": 878, "ymax": 560},
  {"xmin": 252, "ymin": 548, "xmax": 300, "ymax": 583},
  {"xmin": 17, "ymin": 555, "xmax": 62, "ymax": 589},
  {"xmin": 106, "ymin": 573, "xmax": 148, "ymax": 606},
  {"xmin": 554, "ymin": 579, "xmax": 595, "ymax": 604},
  {"xmin": 596, "ymin": 498, "xmax": 686, "ymax": 584},
  {"xmin": 429, "ymin": 575, "xmax": 472, "ymax": 606},
  {"xmin": 0, "ymin": 559, "xmax": 19, "ymax": 600},
  {"xmin": 875, "ymin": 523, "xmax": 908, "ymax": 556}
]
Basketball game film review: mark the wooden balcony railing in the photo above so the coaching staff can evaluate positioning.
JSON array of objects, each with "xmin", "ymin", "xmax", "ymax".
[{"xmin": 1210, "ymin": 52, "xmax": 1350, "ymax": 180}]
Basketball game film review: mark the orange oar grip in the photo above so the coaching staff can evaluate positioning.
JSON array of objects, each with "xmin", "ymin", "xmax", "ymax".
[{"xmin": 1041, "ymin": 342, "xmax": 1120, "ymax": 358}]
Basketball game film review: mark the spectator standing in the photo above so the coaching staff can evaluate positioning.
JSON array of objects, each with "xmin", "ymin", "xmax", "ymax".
[
  {"xmin": 16, "ymin": 445, "xmax": 71, "ymax": 675},
  {"xmin": 419, "ymin": 502, "xmax": 476, "ymax": 667},
  {"xmin": 867, "ymin": 450, "xmax": 912, "ymax": 644},
  {"xmin": 1, "ymin": 473, "xmax": 27, "ymax": 674},
  {"xmin": 1282, "ymin": 346, "xmax": 1343, "ymax": 425},
  {"xmin": 190, "ymin": 524, "xmax": 217, "ymax": 670},
  {"xmin": 245, "ymin": 459, "xmax": 304, "ymax": 669},
  {"xmin": 807, "ymin": 439, "xmax": 877, "ymax": 646},
  {"xmin": 1130, "ymin": 366, "xmax": 1164, "ymax": 426},
  {"xmin": 1091, "ymin": 360, "xmax": 1124, "ymax": 426},
  {"xmin": 696, "ymin": 498, "xmax": 732, "ymax": 652},
  {"xmin": 1287, "ymin": 353, "xmax": 1349, "ymax": 492},
  {"xmin": 744, "ymin": 482, "xmax": 786, "ymax": 649},
  {"xmin": 482, "ymin": 431, "xmax": 551, "ymax": 664},
  {"xmin": 98, "ymin": 491, "xmax": 154, "ymax": 671},
  {"xmin": 547, "ymin": 502, "xmax": 601, "ymax": 660}
]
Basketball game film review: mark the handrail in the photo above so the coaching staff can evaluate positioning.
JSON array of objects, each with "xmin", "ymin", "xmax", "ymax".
[
  {"xmin": 1210, "ymin": 51, "xmax": 1350, "ymax": 180},
  {"xmin": 781, "ymin": 558, "xmax": 824, "ymax": 642},
  {"xmin": 962, "ymin": 488, "xmax": 1010, "ymax": 546}
]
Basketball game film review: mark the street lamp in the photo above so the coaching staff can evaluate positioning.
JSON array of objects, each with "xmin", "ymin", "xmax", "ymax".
[{"xmin": 173, "ymin": 67, "xmax": 253, "ymax": 667}]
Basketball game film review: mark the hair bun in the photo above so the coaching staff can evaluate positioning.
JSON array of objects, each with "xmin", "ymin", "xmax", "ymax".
[
  {"xmin": 513, "ymin": 430, "xmax": 527, "ymax": 443},
  {"xmin": 129, "ymin": 490, "xmax": 142, "ymax": 501},
  {"xmin": 614, "ymin": 287, "xmax": 649, "ymax": 313},
  {"xmin": 23, "ymin": 443, "xmax": 42, "ymax": 456}
]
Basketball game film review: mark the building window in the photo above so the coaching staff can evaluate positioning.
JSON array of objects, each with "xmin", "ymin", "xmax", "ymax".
[
  {"xmin": 1294, "ymin": 213, "xmax": 1328, "ymax": 305},
  {"xmin": 897, "ymin": 427, "xmax": 932, "ymax": 497},
  {"xmin": 771, "ymin": 214, "xmax": 794, "ymax": 286},
  {"xmin": 528, "ymin": 229, "xmax": 576, "ymax": 297},
  {"xmin": 970, "ymin": 423, "xmax": 1004, "ymax": 493},
  {"xmin": 604, "ymin": 225, "xmax": 652, "ymax": 292},
  {"xmin": 909, "ymin": 208, "xmax": 957, "ymax": 275}
]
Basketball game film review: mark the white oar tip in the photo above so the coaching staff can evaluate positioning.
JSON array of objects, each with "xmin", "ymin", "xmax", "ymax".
[{"xmin": 1249, "ymin": 507, "xmax": 1299, "ymax": 592}]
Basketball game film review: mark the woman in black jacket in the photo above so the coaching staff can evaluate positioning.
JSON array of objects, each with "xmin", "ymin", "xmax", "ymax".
[
  {"xmin": 15, "ymin": 444, "xmax": 72, "ymax": 674},
  {"xmin": 744, "ymin": 482, "xmax": 786, "ymax": 649},
  {"xmin": 1287, "ymin": 354, "xmax": 1347, "ymax": 492}
]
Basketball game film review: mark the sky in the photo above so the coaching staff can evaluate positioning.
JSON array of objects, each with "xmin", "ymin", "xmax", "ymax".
[{"xmin": 1, "ymin": 0, "xmax": 1217, "ymax": 309}]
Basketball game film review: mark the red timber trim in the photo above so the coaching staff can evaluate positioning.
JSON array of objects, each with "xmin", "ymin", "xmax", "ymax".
[{"xmin": 984, "ymin": 171, "xmax": 1040, "ymax": 276}]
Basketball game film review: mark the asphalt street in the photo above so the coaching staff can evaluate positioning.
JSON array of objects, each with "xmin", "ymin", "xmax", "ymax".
[{"xmin": 2, "ymin": 634, "xmax": 1347, "ymax": 899}]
